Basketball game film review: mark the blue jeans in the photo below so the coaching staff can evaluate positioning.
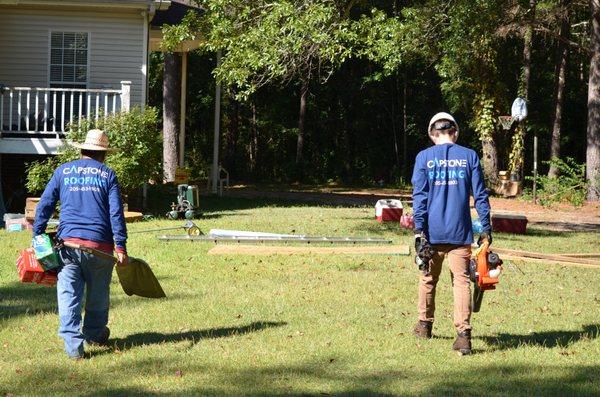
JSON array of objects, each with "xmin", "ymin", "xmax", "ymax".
[{"xmin": 56, "ymin": 247, "xmax": 114, "ymax": 358}]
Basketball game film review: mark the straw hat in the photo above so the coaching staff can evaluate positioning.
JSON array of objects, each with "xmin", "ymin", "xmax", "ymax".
[{"xmin": 69, "ymin": 129, "xmax": 117, "ymax": 152}]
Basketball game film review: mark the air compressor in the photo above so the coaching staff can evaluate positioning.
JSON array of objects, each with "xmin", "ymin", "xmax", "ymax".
[{"xmin": 167, "ymin": 184, "xmax": 201, "ymax": 220}]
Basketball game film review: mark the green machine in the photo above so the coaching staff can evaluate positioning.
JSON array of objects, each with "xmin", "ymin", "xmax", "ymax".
[{"xmin": 167, "ymin": 184, "xmax": 201, "ymax": 220}]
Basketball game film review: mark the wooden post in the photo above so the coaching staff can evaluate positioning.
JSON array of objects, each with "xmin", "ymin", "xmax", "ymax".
[{"xmin": 120, "ymin": 81, "xmax": 131, "ymax": 112}]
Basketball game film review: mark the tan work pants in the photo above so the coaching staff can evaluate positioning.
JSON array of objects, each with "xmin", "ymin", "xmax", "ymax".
[{"xmin": 417, "ymin": 244, "xmax": 472, "ymax": 333}]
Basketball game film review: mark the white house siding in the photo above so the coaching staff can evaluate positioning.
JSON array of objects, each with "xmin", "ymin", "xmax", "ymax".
[{"xmin": 0, "ymin": 7, "xmax": 145, "ymax": 107}]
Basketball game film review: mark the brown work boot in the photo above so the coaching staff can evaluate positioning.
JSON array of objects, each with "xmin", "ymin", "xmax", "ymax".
[
  {"xmin": 413, "ymin": 320, "xmax": 432, "ymax": 339},
  {"xmin": 452, "ymin": 330, "xmax": 472, "ymax": 355}
]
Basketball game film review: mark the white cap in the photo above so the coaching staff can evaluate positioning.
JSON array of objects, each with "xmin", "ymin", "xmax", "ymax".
[{"xmin": 428, "ymin": 112, "xmax": 459, "ymax": 137}]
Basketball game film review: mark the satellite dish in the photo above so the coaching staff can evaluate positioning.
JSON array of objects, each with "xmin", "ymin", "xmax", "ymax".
[{"xmin": 511, "ymin": 97, "xmax": 527, "ymax": 122}]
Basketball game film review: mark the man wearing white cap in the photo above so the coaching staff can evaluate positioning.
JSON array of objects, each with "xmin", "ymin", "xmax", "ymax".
[
  {"xmin": 34, "ymin": 129, "xmax": 128, "ymax": 359},
  {"xmin": 411, "ymin": 112, "xmax": 491, "ymax": 355}
]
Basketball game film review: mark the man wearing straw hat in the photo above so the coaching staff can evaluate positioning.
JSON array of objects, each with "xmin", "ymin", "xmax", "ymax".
[{"xmin": 33, "ymin": 129, "xmax": 128, "ymax": 360}]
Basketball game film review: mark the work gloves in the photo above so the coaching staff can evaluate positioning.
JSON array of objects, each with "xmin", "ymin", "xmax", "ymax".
[
  {"xmin": 477, "ymin": 231, "xmax": 493, "ymax": 246},
  {"xmin": 414, "ymin": 232, "xmax": 434, "ymax": 275}
]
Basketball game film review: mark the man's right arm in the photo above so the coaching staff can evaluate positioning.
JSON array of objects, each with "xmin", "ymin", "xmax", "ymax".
[
  {"xmin": 411, "ymin": 152, "xmax": 429, "ymax": 235},
  {"xmin": 470, "ymin": 152, "xmax": 492, "ymax": 237},
  {"xmin": 33, "ymin": 171, "xmax": 60, "ymax": 235}
]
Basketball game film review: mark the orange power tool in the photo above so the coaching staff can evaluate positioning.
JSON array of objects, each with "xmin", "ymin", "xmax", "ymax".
[{"xmin": 469, "ymin": 238, "xmax": 503, "ymax": 312}]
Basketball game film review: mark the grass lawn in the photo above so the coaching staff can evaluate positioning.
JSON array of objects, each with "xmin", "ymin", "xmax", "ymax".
[{"xmin": 1, "ymin": 195, "xmax": 599, "ymax": 396}]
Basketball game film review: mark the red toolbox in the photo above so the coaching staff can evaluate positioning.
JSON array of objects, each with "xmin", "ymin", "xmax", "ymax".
[
  {"xmin": 16, "ymin": 248, "xmax": 58, "ymax": 286},
  {"xmin": 375, "ymin": 199, "xmax": 403, "ymax": 222},
  {"xmin": 491, "ymin": 213, "xmax": 528, "ymax": 234}
]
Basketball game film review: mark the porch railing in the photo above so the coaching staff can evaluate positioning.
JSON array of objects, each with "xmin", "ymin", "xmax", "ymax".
[{"xmin": 0, "ymin": 81, "xmax": 131, "ymax": 139}]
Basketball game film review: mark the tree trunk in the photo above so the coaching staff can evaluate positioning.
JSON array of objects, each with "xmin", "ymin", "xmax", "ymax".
[
  {"xmin": 509, "ymin": 0, "xmax": 536, "ymax": 179},
  {"xmin": 226, "ymin": 90, "xmax": 240, "ymax": 173},
  {"xmin": 162, "ymin": 52, "xmax": 181, "ymax": 183},
  {"xmin": 588, "ymin": 0, "xmax": 600, "ymax": 200},
  {"xmin": 548, "ymin": 0, "xmax": 570, "ymax": 178},
  {"xmin": 296, "ymin": 80, "xmax": 309, "ymax": 177},
  {"xmin": 249, "ymin": 102, "xmax": 257, "ymax": 173},
  {"xmin": 520, "ymin": 0, "xmax": 536, "ymax": 100},
  {"xmin": 481, "ymin": 138, "xmax": 500, "ymax": 186},
  {"xmin": 476, "ymin": 97, "xmax": 499, "ymax": 185},
  {"xmin": 402, "ymin": 72, "xmax": 408, "ymax": 179}
]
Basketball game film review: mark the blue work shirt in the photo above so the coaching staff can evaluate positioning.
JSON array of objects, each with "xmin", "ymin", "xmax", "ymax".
[
  {"xmin": 33, "ymin": 158, "xmax": 127, "ymax": 251},
  {"xmin": 411, "ymin": 143, "xmax": 491, "ymax": 245}
]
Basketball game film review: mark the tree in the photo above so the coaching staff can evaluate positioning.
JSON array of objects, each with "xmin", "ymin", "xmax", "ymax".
[
  {"xmin": 402, "ymin": 0, "xmax": 509, "ymax": 184},
  {"xmin": 548, "ymin": 0, "xmax": 571, "ymax": 178},
  {"xmin": 162, "ymin": 52, "xmax": 182, "ymax": 182},
  {"xmin": 588, "ymin": 0, "xmax": 600, "ymax": 200},
  {"xmin": 509, "ymin": 0, "xmax": 536, "ymax": 179}
]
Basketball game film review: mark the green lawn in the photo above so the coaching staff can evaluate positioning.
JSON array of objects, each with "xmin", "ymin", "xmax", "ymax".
[{"xmin": 1, "ymin": 196, "xmax": 599, "ymax": 396}]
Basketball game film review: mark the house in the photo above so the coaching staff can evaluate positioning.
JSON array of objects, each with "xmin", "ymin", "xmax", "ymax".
[{"xmin": 0, "ymin": 0, "xmax": 203, "ymax": 214}]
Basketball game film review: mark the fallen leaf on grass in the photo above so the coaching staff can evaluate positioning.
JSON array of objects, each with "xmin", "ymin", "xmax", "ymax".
[{"xmin": 558, "ymin": 350, "xmax": 576, "ymax": 356}]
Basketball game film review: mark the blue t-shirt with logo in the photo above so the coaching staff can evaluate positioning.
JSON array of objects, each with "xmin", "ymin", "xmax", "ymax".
[
  {"xmin": 33, "ymin": 158, "xmax": 127, "ymax": 251},
  {"xmin": 411, "ymin": 143, "xmax": 491, "ymax": 245}
]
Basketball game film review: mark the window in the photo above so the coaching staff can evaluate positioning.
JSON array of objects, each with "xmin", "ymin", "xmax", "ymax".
[{"xmin": 50, "ymin": 32, "xmax": 88, "ymax": 87}]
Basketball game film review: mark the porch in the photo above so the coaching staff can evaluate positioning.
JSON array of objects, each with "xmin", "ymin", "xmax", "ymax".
[{"xmin": 0, "ymin": 81, "xmax": 131, "ymax": 155}]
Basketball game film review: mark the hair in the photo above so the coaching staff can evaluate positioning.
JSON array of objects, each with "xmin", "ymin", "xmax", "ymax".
[{"xmin": 81, "ymin": 149, "xmax": 107, "ymax": 162}]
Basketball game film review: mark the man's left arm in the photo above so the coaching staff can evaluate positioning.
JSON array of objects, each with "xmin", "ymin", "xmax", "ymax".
[
  {"xmin": 471, "ymin": 153, "xmax": 492, "ymax": 239},
  {"xmin": 108, "ymin": 172, "xmax": 128, "ymax": 263}
]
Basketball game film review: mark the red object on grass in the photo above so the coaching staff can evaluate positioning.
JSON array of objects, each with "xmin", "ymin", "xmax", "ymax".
[
  {"xmin": 16, "ymin": 248, "xmax": 58, "ymax": 286},
  {"xmin": 400, "ymin": 214, "xmax": 415, "ymax": 229},
  {"xmin": 491, "ymin": 214, "xmax": 528, "ymax": 234},
  {"xmin": 375, "ymin": 199, "xmax": 403, "ymax": 222}
]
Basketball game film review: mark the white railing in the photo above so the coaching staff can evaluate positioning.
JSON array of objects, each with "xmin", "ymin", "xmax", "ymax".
[{"xmin": 0, "ymin": 81, "xmax": 131, "ymax": 138}]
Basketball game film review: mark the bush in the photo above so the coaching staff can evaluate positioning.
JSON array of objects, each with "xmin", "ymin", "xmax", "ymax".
[
  {"xmin": 526, "ymin": 157, "xmax": 588, "ymax": 207},
  {"xmin": 26, "ymin": 107, "xmax": 162, "ymax": 195}
]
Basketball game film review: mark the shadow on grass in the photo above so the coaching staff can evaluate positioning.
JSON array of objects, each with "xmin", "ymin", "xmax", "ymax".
[
  {"xmin": 480, "ymin": 324, "xmax": 600, "ymax": 350},
  {"xmin": 529, "ymin": 221, "xmax": 600, "ymax": 233},
  {"xmin": 0, "ymin": 281, "xmax": 57, "ymax": 320},
  {"xmin": 98, "ymin": 321, "xmax": 287, "ymax": 354},
  {"xmin": 3, "ymin": 359, "xmax": 599, "ymax": 396},
  {"xmin": 505, "ymin": 228, "xmax": 575, "ymax": 238}
]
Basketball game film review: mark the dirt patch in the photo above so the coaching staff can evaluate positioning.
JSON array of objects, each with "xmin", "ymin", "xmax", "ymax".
[{"xmin": 225, "ymin": 185, "xmax": 600, "ymax": 232}]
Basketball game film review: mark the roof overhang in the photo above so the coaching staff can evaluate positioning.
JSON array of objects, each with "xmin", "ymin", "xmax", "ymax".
[
  {"xmin": 0, "ymin": 0, "xmax": 169, "ymax": 10},
  {"xmin": 150, "ymin": 0, "xmax": 204, "ymax": 52}
]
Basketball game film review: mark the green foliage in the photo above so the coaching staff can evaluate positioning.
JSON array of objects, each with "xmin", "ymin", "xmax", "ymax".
[
  {"xmin": 201, "ymin": 1, "xmax": 353, "ymax": 97},
  {"xmin": 526, "ymin": 157, "xmax": 588, "ymax": 206},
  {"xmin": 26, "ymin": 107, "xmax": 162, "ymax": 195},
  {"xmin": 161, "ymin": 10, "xmax": 205, "ymax": 52},
  {"xmin": 148, "ymin": 0, "xmax": 592, "ymax": 190}
]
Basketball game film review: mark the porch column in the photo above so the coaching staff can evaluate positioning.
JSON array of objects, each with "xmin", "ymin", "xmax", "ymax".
[{"xmin": 120, "ymin": 81, "xmax": 132, "ymax": 112}]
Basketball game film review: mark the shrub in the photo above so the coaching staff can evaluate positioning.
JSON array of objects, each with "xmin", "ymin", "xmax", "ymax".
[
  {"xmin": 526, "ymin": 157, "xmax": 588, "ymax": 207},
  {"xmin": 26, "ymin": 107, "xmax": 162, "ymax": 195}
]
